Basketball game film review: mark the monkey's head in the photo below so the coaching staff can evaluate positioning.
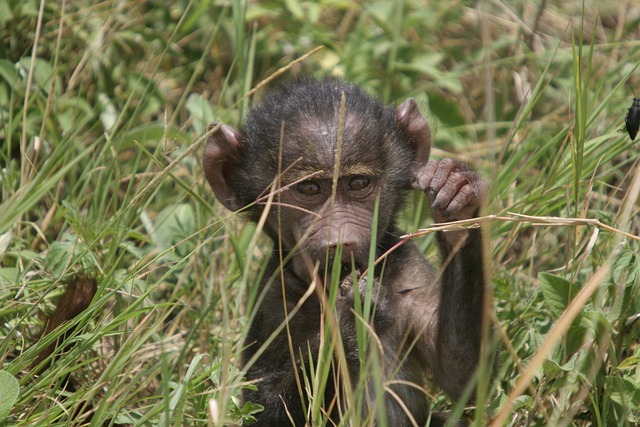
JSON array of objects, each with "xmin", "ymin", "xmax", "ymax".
[{"xmin": 203, "ymin": 78, "xmax": 431, "ymax": 277}]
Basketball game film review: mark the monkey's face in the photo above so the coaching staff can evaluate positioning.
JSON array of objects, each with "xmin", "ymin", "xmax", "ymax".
[
  {"xmin": 203, "ymin": 78, "xmax": 432, "ymax": 281},
  {"xmin": 267, "ymin": 172, "xmax": 386, "ymax": 277}
]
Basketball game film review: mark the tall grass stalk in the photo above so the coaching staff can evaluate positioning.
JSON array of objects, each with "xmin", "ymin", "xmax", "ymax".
[{"xmin": 2, "ymin": 1, "xmax": 640, "ymax": 426}]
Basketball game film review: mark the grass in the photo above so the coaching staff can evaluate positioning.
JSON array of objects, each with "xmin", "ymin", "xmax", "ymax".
[{"xmin": 1, "ymin": 0, "xmax": 640, "ymax": 425}]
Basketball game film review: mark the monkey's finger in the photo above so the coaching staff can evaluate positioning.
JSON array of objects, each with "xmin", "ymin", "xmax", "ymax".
[
  {"xmin": 444, "ymin": 184, "xmax": 475, "ymax": 215},
  {"xmin": 444, "ymin": 177, "xmax": 489, "ymax": 217},
  {"xmin": 427, "ymin": 159, "xmax": 462, "ymax": 201},
  {"xmin": 414, "ymin": 159, "xmax": 439, "ymax": 192},
  {"xmin": 432, "ymin": 170, "xmax": 474, "ymax": 211}
]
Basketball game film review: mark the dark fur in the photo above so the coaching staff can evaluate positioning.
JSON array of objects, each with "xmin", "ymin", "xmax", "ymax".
[
  {"xmin": 203, "ymin": 78, "xmax": 488, "ymax": 426},
  {"xmin": 222, "ymin": 79, "xmax": 412, "ymax": 243}
]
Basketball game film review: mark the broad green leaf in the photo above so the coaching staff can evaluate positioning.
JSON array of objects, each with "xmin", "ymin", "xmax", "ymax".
[
  {"xmin": 186, "ymin": 93, "xmax": 216, "ymax": 134},
  {"xmin": 539, "ymin": 272, "xmax": 580, "ymax": 319},
  {"xmin": 0, "ymin": 59, "xmax": 18, "ymax": 86},
  {"xmin": 17, "ymin": 56, "xmax": 57, "ymax": 95},
  {"xmin": 0, "ymin": 370, "xmax": 19, "ymax": 421}
]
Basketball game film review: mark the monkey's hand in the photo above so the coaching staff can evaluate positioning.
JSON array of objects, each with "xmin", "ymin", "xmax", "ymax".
[
  {"xmin": 414, "ymin": 158, "xmax": 488, "ymax": 223},
  {"xmin": 338, "ymin": 274, "xmax": 391, "ymax": 326},
  {"xmin": 413, "ymin": 158, "xmax": 488, "ymax": 248},
  {"xmin": 339, "ymin": 274, "xmax": 377, "ymax": 306}
]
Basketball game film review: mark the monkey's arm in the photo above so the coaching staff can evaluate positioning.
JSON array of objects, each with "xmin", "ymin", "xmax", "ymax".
[
  {"xmin": 433, "ymin": 227, "xmax": 485, "ymax": 398},
  {"xmin": 414, "ymin": 158, "xmax": 488, "ymax": 399}
]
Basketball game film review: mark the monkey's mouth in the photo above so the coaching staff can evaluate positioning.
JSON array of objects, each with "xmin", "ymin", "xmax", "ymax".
[{"xmin": 317, "ymin": 249, "xmax": 368, "ymax": 280}]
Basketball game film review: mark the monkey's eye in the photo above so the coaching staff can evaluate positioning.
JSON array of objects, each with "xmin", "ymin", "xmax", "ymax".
[
  {"xmin": 296, "ymin": 180, "xmax": 322, "ymax": 196},
  {"xmin": 348, "ymin": 175, "xmax": 370, "ymax": 191}
]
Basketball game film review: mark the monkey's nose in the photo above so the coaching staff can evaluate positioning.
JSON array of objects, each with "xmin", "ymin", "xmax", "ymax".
[
  {"xmin": 327, "ymin": 238, "xmax": 358, "ymax": 266},
  {"xmin": 328, "ymin": 237, "xmax": 356, "ymax": 251}
]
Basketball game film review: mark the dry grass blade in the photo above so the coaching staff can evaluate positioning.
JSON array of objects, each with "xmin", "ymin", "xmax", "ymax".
[{"xmin": 402, "ymin": 213, "xmax": 640, "ymax": 243}]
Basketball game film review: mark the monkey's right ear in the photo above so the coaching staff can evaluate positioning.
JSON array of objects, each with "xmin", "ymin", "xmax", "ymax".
[{"xmin": 203, "ymin": 123, "xmax": 243, "ymax": 211}]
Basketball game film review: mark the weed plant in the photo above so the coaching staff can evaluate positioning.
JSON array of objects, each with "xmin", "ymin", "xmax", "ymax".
[{"xmin": 1, "ymin": 1, "xmax": 640, "ymax": 426}]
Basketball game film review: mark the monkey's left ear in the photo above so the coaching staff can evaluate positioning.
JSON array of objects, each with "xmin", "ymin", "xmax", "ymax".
[
  {"xmin": 203, "ymin": 123, "xmax": 243, "ymax": 211},
  {"xmin": 395, "ymin": 98, "xmax": 432, "ymax": 186}
]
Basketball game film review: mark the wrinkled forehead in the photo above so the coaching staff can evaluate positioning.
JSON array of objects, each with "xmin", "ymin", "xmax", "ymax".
[{"xmin": 269, "ymin": 113, "xmax": 388, "ymax": 182}]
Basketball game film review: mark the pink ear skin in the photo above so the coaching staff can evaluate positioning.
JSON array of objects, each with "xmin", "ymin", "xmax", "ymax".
[
  {"xmin": 395, "ymin": 98, "xmax": 432, "ymax": 188},
  {"xmin": 202, "ymin": 123, "xmax": 243, "ymax": 211}
]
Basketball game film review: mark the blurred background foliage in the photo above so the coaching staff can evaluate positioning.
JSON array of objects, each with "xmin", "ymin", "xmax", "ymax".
[{"xmin": 1, "ymin": 0, "xmax": 640, "ymax": 425}]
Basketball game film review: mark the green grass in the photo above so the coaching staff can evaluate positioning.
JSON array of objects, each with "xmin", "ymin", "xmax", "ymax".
[{"xmin": 2, "ymin": 0, "xmax": 640, "ymax": 425}]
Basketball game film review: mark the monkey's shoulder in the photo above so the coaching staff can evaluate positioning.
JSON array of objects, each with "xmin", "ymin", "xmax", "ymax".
[{"xmin": 381, "ymin": 240, "xmax": 439, "ymax": 293}]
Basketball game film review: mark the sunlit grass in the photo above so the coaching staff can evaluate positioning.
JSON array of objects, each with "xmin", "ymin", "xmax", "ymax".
[{"xmin": 1, "ymin": 0, "xmax": 640, "ymax": 426}]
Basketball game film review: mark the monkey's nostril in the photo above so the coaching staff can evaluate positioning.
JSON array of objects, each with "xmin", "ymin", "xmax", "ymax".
[
  {"xmin": 343, "ymin": 240, "xmax": 356, "ymax": 249},
  {"xmin": 328, "ymin": 238, "xmax": 356, "ymax": 249}
]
